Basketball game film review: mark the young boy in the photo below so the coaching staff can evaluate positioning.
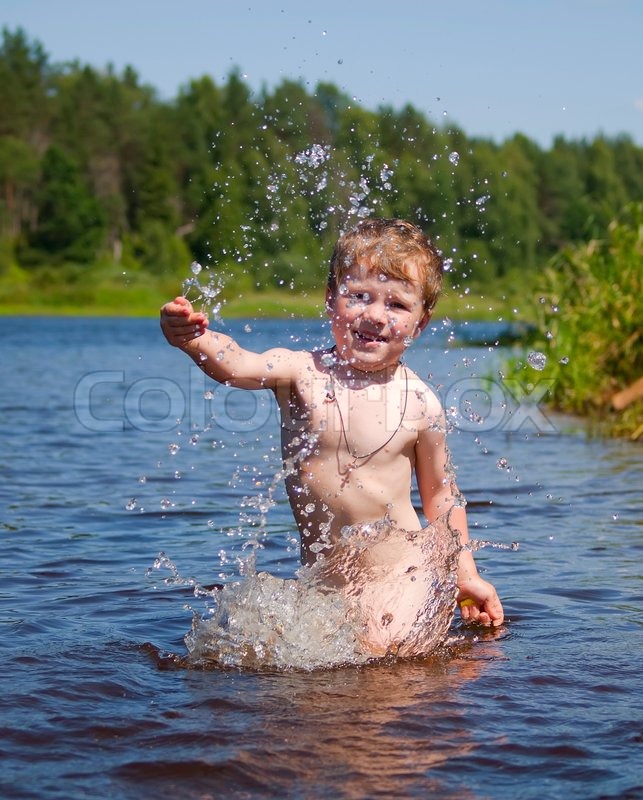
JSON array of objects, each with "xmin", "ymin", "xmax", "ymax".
[{"xmin": 160, "ymin": 218, "xmax": 503, "ymax": 656}]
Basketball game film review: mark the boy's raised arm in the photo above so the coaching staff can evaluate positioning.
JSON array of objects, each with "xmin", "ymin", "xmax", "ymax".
[{"xmin": 160, "ymin": 296, "xmax": 295, "ymax": 390}]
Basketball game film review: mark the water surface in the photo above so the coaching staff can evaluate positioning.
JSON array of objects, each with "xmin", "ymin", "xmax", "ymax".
[{"xmin": 1, "ymin": 316, "xmax": 641, "ymax": 799}]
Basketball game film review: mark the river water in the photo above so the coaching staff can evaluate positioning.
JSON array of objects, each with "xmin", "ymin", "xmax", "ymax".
[{"xmin": 1, "ymin": 315, "xmax": 641, "ymax": 799}]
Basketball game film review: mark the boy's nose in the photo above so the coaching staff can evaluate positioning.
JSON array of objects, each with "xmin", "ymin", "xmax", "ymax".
[{"xmin": 363, "ymin": 300, "xmax": 388, "ymax": 325}]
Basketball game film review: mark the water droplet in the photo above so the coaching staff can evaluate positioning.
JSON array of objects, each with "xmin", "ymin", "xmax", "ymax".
[
  {"xmin": 448, "ymin": 151, "xmax": 460, "ymax": 166},
  {"xmin": 168, "ymin": 443, "xmax": 180, "ymax": 455},
  {"xmin": 125, "ymin": 498, "xmax": 137, "ymax": 511},
  {"xmin": 190, "ymin": 261, "xmax": 202, "ymax": 275},
  {"xmin": 559, "ymin": 356, "xmax": 569, "ymax": 365},
  {"xmin": 527, "ymin": 351, "xmax": 547, "ymax": 371},
  {"xmin": 294, "ymin": 143, "xmax": 330, "ymax": 169},
  {"xmin": 305, "ymin": 503, "xmax": 315, "ymax": 514},
  {"xmin": 337, "ymin": 58, "xmax": 343, "ymax": 64},
  {"xmin": 496, "ymin": 457, "xmax": 510, "ymax": 470},
  {"xmin": 160, "ymin": 498, "xmax": 172, "ymax": 510},
  {"xmin": 612, "ymin": 512, "xmax": 620, "ymax": 520}
]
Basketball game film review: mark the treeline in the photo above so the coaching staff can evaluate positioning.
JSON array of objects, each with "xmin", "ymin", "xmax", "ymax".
[{"xmin": 1, "ymin": 26, "xmax": 643, "ymax": 301}]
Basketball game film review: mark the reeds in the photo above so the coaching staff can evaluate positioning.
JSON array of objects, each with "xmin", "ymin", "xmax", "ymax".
[{"xmin": 520, "ymin": 203, "xmax": 642, "ymax": 439}]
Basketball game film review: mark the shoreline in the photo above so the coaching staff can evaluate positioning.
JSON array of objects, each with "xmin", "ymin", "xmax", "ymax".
[{"xmin": 0, "ymin": 289, "xmax": 529, "ymax": 323}]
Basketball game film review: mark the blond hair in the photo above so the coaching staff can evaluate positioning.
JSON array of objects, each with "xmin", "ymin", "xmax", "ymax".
[{"xmin": 328, "ymin": 218, "xmax": 443, "ymax": 312}]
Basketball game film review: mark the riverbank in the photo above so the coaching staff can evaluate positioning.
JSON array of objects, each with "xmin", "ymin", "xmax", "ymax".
[
  {"xmin": 0, "ymin": 280, "xmax": 529, "ymax": 322},
  {"xmin": 513, "ymin": 203, "xmax": 642, "ymax": 442}
]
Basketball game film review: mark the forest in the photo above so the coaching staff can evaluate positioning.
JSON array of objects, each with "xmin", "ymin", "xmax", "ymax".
[{"xmin": 1, "ymin": 26, "xmax": 642, "ymax": 316}]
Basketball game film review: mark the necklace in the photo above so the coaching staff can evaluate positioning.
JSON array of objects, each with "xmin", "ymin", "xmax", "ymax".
[{"xmin": 324, "ymin": 357, "xmax": 409, "ymax": 475}]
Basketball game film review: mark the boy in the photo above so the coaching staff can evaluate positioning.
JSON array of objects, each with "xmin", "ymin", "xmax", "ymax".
[{"xmin": 160, "ymin": 218, "xmax": 503, "ymax": 656}]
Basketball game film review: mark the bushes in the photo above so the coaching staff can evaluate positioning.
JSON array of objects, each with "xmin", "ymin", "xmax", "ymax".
[{"xmin": 522, "ymin": 203, "xmax": 642, "ymax": 438}]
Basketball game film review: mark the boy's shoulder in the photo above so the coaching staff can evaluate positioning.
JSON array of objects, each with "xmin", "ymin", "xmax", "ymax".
[
  {"xmin": 268, "ymin": 345, "xmax": 329, "ymax": 378},
  {"xmin": 404, "ymin": 365, "xmax": 445, "ymax": 421}
]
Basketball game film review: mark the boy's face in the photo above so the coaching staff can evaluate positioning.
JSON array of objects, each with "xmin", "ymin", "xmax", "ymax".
[{"xmin": 326, "ymin": 261, "xmax": 430, "ymax": 372}]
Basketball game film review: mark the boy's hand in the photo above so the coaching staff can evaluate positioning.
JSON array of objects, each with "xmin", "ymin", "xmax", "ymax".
[
  {"xmin": 457, "ymin": 576, "xmax": 504, "ymax": 627},
  {"xmin": 160, "ymin": 296, "xmax": 209, "ymax": 349}
]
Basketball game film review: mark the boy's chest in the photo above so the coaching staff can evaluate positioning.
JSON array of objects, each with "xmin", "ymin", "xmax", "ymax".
[{"xmin": 278, "ymin": 369, "xmax": 421, "ymax": 455}]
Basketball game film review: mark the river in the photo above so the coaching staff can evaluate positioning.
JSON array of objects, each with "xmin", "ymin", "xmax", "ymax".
[{"xmin": 0, "ymin": 315, "xmax": 641, "ymax": 799}]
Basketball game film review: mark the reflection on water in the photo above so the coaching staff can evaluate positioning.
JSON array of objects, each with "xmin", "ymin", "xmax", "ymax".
[
  {"xmin": 168, "ymin": 640, "xmax": 503, "ymax": 800},
  {"xmin": 0, "ymin": 317, "xmax": 641, "ymax": 800}
]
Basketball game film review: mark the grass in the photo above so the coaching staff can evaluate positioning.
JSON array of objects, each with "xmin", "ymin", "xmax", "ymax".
[
  {"xmin": 0, "ymin": 263, "xmax": 534, "ymax": 323},
  {"xmin": 503, "ymin": 203, "xmax": 642, "ymax": 440}
]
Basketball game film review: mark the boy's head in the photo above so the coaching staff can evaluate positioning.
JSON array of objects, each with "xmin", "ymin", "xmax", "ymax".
[{"xmin": 327, "ymin": 218, "xmax": 444, "ymax": 314}]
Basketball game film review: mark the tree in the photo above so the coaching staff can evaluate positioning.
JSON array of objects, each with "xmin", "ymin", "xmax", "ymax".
[
  {"xmin": 22, "ymin": 145, "xmax": 105, "ymax": 264},
  {"xmin": 0, "ymin": 136, "xmax": 40, "ymax": 239},
  {"xmin": 0, "ymin": 28, "xmax": 54, "ymax": 149}
]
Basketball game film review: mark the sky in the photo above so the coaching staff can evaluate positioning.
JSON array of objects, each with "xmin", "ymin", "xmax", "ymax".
[{"xmin": 2, "ymin": 0, "xmax": 643, "ymax": 148}]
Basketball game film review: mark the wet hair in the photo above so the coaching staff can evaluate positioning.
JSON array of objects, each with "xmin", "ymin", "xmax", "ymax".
[{"xmin": 327, "ymin": 218, "xmax": 444, "ymax": 312}]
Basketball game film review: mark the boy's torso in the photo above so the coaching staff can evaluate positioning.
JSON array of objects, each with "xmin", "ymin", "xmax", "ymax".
[{"xmin": 273, "ymin": 349, "xmax": 434, "ymax": 563}]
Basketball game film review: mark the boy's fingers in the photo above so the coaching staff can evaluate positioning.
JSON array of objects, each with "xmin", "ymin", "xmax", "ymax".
[
  {"xmin": 486, "ymin": 595, "xmax": 504, "ymax": 626},
  {"xmin": 459, "ymin": 595, "xmax": 504, "ymax": 627}
]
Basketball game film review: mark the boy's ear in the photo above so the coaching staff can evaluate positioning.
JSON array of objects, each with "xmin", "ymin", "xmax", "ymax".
[
  {"xmin": 325, "ymin": 287, "xmax": 335, "ymax": 315},
  {"xmin": 414, "ymin": 310, "xmax": 432, "ymax": 337}
]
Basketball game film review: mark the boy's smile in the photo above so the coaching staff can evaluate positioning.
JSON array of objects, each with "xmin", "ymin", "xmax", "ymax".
[{"xmin": 327, "ymin": 265, "xmax": 430, "ymax": 372}]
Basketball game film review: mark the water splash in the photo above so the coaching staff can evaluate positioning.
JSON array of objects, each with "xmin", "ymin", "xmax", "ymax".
[
  {"xmin": 155, "ymin": 515, "xmax": 461, "ymax": 671},
  {"xmin": 294, "ymin": 143, "xmax": 331, "ymax": 169},
  {"xmin": 182, "ymin": 261, "xmax": 224, "ymax": 322},
  {"xmin": 266, "ymin": 142, "xmax": 398, "ymax": 236}
]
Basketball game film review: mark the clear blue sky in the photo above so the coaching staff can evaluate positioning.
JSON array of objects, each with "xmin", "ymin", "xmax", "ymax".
[{"xmin": 2, "ymin": 0, "xmax": 642, "ymax": 147}]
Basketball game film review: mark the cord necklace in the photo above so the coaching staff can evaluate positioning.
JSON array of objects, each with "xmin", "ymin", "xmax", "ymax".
[{"xmin": 324, "ymin": 357, "xmax": 409, "ymax": 475}]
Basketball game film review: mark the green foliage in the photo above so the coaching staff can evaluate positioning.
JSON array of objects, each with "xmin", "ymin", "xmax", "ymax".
[
  {"xmin": 122, "ymin": 221, "xmax": 192, "ymax": 274},
  {"xmin": 516, "ymin": 203, "xmax": 642, "ymax": 438},
  {"xmin": 1, "ymin": 26, "xmax": 643, "ymax": 325},
  {"xmin": 19, "ymin": 145, "xmax": 106, "ymax": 264}
]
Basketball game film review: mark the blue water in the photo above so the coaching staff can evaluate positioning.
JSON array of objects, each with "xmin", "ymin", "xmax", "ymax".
[{"xmin": 1, "ymin": 315, "xmax": 641, "ymax": 799}]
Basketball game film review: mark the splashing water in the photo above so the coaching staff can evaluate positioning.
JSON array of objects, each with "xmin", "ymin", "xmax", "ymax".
[
  {"xmin": 153, "ymin": 515, "xmax": 461, "ymax": 671},
  {"xmin": 294, "ymin": 142, "xmax": 331, "ymax": 169},
  {"xmin": 267, "ymin": 142, "xmax": 398, "ymax": 235},
  {"xmin": 182, "ymin": 261, "xmax": 224, "ymax": 322}
]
